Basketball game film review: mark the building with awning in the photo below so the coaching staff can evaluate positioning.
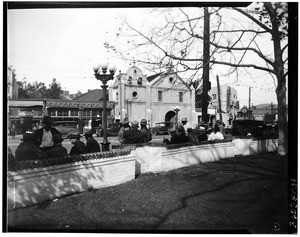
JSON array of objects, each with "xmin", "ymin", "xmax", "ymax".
[{"xmin": 8, "ymin": 97, "xmax": 114, "ymax": 135}]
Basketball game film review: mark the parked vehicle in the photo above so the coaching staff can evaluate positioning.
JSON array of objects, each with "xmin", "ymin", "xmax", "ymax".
[
  {"xmin": 231, "ymin": 119, "xmax": 268, "ymax": 137},
  {"xmin": 150, "ymin": 122, "xmax": 174, "ymax": 135},
  {"xmin": 107, "ymin": 123, "xmax": 122, "ymax": 136},
  {"xmin": 52, "ymin": 121, "xmax": 78, "ymax": 137}
]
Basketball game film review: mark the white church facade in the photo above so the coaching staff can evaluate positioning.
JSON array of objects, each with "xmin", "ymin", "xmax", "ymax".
[{"xmin": 109, "ymin": 65, "xmax": 196, "ymax": 127}]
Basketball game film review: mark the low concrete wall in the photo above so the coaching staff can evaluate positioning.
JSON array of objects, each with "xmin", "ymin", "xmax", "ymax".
[
  {"xmin": 7, "ymin": 138, "xmax": 278, "ymax": 210},
  {"xmin": 7, "ymin": 154, "xmax": 136, "ymax": 210},
  {"xmin": 134, "ymin": 138, "xmax": 279, "ymax": 174}
]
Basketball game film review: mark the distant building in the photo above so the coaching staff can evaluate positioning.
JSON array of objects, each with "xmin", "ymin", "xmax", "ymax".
[
  {"xmin": 109, "ymin": 65, "xmax": 196, "ymax": 127},
  {"xmin": 8, "ymin": 97, "xmax": 113, "ymax": 135},
  {"xmin": 208, "ymin": 85, "xmax": 239, "ymax": 126},
  {"xmin": 7, "ymin": 66, "xmax": 19, "ymax": 99}
]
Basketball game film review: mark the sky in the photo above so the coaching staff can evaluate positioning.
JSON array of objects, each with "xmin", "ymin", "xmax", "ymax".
[{"xmin": 7, "ymin": 6, "xmax": 279, "ymax": 107}]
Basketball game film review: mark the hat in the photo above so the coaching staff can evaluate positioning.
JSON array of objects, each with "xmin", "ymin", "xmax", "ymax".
[
  {"xmin": 131, "ymin": 121, "xmax": 139, "ymax": 128},
  {"xmin": 52, "ymin": 134, "xmax": 63, "ymax": 143},
  {"xmin": 181, "ymin": 118, "xmax": 188, "ymax": 122},
  {"xmin": 168, "ymin": 127, "xmax": 176, "ymax": 133},
  {"xmin": 21, "ymin": 133, "xmax": 34, "ymax": 142},
  {"xmin": 43, "ymin": 116, "xmax": 52, "ymax": 123},
  {"xmin": 84, "ymin": 130, "xmax": 93, "ymax": 136},
  {"xmin": 140, "ymin": 119, "xmax": 147, "ymax": 125},
  {"xmin": 122, "ymin": 118, "xmax": 129, "ymax": 125},
  {"xmin": 68, "ymin": 131, "xmax": 81, "ymax": 139}
]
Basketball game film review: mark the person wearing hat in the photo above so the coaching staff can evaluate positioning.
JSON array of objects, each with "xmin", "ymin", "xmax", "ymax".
[
  {"xmin": 46, "ymin": 134, "xmax": 68, "ymax": 158},
  {"xmin": 164, "ymin": 127, "xmax": 178, "ymax": 144},
  {"xmin": 33, "ymin": 116, "xmax": 61, "ymax": 152},
  {"xmin": 84, "ymin": 130, "xmax": 100, "ymax": 153},
  {"xmin": 69, "ymin": 131, "xmax": 86, "ymax": 156},
  {"xmin": 118, "ymin": 118, "xmax": 131, "ymax": 144},
  {"xmin": 123, "ymin": 121, "xmax": 145, "ymax": 144},
  {"xmin": 208, "ymin": 124, "xmax": 224, "ymax": 141},
  {"xmin": 181, "ymin": 118, "xmax": 191, "ymax": 134},
  {"xmin": 197, "ymin": 125, "xmax": 208, "ymax": 142},
  {"xmin": 15, "ymin": 133, "xmax": 47, "ymax": 161},
  {"xmin": 140, "ymin": 119, "xmax": 152, "ymax": 143}
]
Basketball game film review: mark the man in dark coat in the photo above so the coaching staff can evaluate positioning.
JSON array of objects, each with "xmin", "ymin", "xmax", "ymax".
[
  {"xmin": 84, "ymin": 130, "xmax": 100, "ymax": 153},
  {"xmin": 15, "ymin": 133, "xmax": 47, "ymax": 161},
  {"xmin": 46, "ymin": 134, "xmax": 68, "ymax": 158},
  {"xmin": 69, "ymin": 131, "xmax": 86, "ymax": 156},
  {"xmin": 118, "ymin": 118, "xmax": 131, "ymax": 144},
  {"xmin": 140, "ymin": 119, "xmax": 152, "ymax": 143},
  {"xmin": 123, "ymin": 121, "xmax": 145, "ymax": 144},
  {"xmin": 168, "ymin": 125, "xmax": 189, "ymax": 144},
  {"xmin": 33, "ymin": 116, "xmax": 61, "ymax": 152}
]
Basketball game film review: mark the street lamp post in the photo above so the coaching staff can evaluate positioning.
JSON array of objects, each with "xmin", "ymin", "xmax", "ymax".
[
  {"xmin": 174, "ymin": 106, "xmax": 180, "ymax": 126},
  {"xmin": 93, "ymin": 60, "xmax": 116, "ymax": 152}
]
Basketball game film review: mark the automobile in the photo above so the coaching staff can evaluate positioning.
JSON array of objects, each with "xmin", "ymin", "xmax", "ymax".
[
  {"xmin": 106, "ymin": 123, "xmax": 122, "ymax": 136},
  {"xmin": 52, "ymin": 121, "xmax": 78, "ymax": 137},
  {"xmin": 231, "ymin": 119, "xmax": 268, "ymax": 137},
  {"xmin": 150, "ymin": 121, "xmax": 174, "ymax": 135}
]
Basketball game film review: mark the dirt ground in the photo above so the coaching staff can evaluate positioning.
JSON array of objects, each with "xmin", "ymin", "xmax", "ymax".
[{"xmin": 7, "ymin": 152, "xmax": 288, "ymax": 234}]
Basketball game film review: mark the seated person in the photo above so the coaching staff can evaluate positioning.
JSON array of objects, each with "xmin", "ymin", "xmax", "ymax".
[
  {"xmin": 123, "ymin": 121, "xmax": 145, "ymax": 144},
  {"xmin": 34, "ymin": 116, "xmax": 61, "ymax": 152},
  {"xmin": 168, "ymin": 125, "xmax": 189, "ymax": 145},
  {"xmin": 46, "ymin": 134, "xmax": 68, "ymax": 158},
  {"xmin": 69, "ymin": 131, "xmax": 86, "ymax": 156},
  {"xmin": 15, "ymin": 133, "xmax": 47, "ymax": 161},
  {"xmin": 197, "ymin": 125, "xmax": 208, "ymax": 142},
  {"xmin": 208, "ymin": 125, "xmax": 224, "ymax": 141},
  {"xmin": 84, "ymin": 130, "xmax": 100, "ymax": 153},
  {"xmin": 187, "ymin": 128, "xmax": 198, "ymax": 143}
]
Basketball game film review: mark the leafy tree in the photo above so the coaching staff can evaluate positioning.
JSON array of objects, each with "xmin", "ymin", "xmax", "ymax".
[
  {"xmin": 47, "ymin": 78, "xmax": 63, "ymax": 99},
  {"xmin": 17, "ymin": 81, "xmax": 29, "ymax": 98},
  {"xmin": 106, "ymin": 3, "xmax": 289, "ymax": 155}
]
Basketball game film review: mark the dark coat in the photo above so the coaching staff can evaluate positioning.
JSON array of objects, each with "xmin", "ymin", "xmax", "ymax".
[
  {"xmin": 33, "ymin": 127, "xmax": 61, "ymax": 148},
  {"xmin": 69, "ymin": 141, "xmax": 86, "ymax": 156},
  {"xmin": 15, "ymin": 141, "xmax": 47, "ymax": 161},
  {"xmin": 140, "ymin": 127, "xmax": 152, "ymax": 143},
  {"xmin": 169, "ymin": 134, "xmax": 189, "ymax": 144},
  {"xmin": 123, "ymin": 127, "xmax": 145, "ymax": 144},
  {"xmin": 46, "ymin": 145, "xmax": 68, "ymax": 158},
  {"xmin": 86, "ymin": 138, "xmax": 100, "ymax": 153}
]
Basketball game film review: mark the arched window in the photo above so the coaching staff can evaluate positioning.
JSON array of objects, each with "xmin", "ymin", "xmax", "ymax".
[
  {"xmin": 127, "ymin": 76, "xmax": 132, "ymax": 84},
  {"xmin": 137, "ymin": 77, "xmax": 142, "ymax": 85}
]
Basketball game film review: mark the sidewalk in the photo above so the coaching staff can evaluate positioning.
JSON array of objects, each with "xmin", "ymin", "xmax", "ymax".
[{"xmin": 7, "ymin": 153, "xmax": 288, "ymax": 233}]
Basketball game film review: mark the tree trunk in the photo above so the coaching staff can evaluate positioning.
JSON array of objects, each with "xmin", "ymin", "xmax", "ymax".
[
  {"xmin": 276, "ymin": 76, "xmax": 288, "ymax": 155},
  {"xmin": 265, "ymin": 3, "xmax": 288, "ymax": 155}
]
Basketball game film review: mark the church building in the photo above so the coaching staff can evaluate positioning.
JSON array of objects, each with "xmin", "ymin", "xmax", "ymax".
[{"xmin": 109, "ymin": 65, "xmax": 196, "ymax": 127}]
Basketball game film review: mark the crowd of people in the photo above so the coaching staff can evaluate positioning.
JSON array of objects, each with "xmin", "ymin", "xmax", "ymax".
[
  {"xmin": 9, "ymin": 116, "xmax": 102, "ymax": 165},
  {"xmin": 8, "ymin": 116, "xmax": 226, "ymax": 170}
]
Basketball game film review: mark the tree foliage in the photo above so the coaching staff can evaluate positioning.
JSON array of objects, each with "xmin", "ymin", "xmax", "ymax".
[{"xmin": 17, "ymin": 78, "xmax": 63, "ymax": 99}]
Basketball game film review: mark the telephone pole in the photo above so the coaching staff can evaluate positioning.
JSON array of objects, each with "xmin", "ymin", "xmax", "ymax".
[
  {"xmin": 216, "ymin": 75, "xmax": 222, "ymax": 122},
  {"xmin": 202, "ymin": 7, "xmax": 210, "ymax": 124},
  {"xmin": 248, "ymin": 86, "xmax": 251, "ymax": 119}
]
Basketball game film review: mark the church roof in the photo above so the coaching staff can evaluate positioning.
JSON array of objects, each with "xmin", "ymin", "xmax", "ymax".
[{"xmin": 75, "ymin": 89, "xmax": 106, "ymax": 101}]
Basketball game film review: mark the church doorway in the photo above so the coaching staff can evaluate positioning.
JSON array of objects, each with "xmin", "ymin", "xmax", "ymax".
[{"xmin": 165, "ymin": 111, "xmax": 176, "ymax": 125}]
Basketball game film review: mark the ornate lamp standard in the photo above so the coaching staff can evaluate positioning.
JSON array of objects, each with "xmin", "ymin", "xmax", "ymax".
[
  {"xmin": 92, "ymin": 60, "xmax": 116, "ymax": 151},
  {"xmin": 174, "ymin": 106, "xmax": 180, "ymax": 126}
]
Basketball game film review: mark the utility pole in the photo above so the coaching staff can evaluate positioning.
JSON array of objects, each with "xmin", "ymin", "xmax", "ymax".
[
  {"xmin": 216, "ymin": 75, "xmax": 222, "ymax": 122},
  {"xmin": 248, "ymin": 86, "xmax": 251, "ymax": 119},
  {"xmin": 202, "ymin": 7, "xmax": 210, "ymax": 124}
]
